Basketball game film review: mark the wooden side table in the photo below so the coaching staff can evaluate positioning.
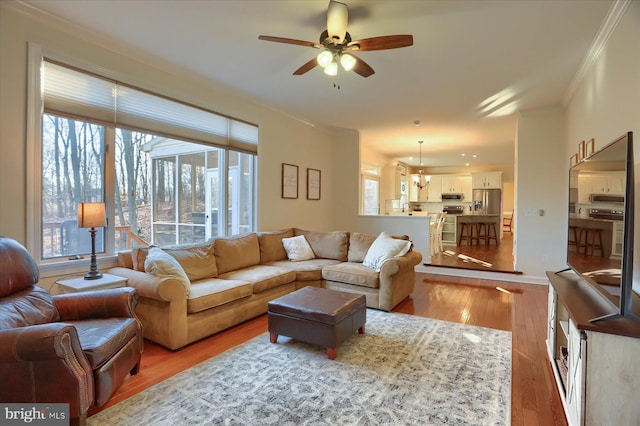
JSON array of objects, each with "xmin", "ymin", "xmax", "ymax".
[{"xmin": 57, "ymin": 273, "xmax": 127, "ymax": 294}]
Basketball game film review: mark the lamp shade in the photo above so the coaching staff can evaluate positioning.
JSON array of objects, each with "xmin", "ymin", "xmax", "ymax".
[
  {"xmin": 324, "ymin": 61, "xmax": 338, "ymax": 76},
  {"xmin": 77, "ymin": 202, "xmax": 106, "ymax": 228},
  {"xmin": 340, "ymin": 53, "xmax": 356, "ymax": 71},
  {"xmin": 317, "ymin": 50, "xmax": 333, "ymax": 68}
]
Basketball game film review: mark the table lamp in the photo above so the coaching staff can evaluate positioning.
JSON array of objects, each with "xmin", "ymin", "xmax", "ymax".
[{"xmin": 77, "ymin": 202, "xmax": 106, "ymax": 280}]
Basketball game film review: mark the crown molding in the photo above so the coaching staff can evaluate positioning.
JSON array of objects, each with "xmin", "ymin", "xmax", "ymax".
[{"xmin": 562, "ymin": 0, "xmax": 631, "ymax": 106}]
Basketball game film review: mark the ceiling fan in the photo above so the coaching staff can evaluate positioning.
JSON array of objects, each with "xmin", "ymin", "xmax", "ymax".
[{"xmin": 258, "ymin": 0, "xmax": 413, "ymax": 78}]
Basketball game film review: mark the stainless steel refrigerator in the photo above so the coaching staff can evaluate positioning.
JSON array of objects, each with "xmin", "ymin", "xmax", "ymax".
[{"xmin": 472, "ymin": 189, "xmax": 501, "ymax": 214}]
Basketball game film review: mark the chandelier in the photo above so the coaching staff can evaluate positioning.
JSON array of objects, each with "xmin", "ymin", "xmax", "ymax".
[{"xmin": 415, "ymin": 140, "xmax": 427, "ymax": 189}]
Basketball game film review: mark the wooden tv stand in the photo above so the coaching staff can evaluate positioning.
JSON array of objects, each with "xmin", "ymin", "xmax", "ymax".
[{"xmin": 546, "ymin": 271, "xmax": 640, "ymax": 426}]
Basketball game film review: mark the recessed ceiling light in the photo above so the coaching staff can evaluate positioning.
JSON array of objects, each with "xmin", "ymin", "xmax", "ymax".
[
  {"xmin": 465, "ymin": 163, "xmax": 470, "ymax": 166},
  {"xmin": 472, "ymin": 154, "xmax": 477, "ymax": 158},
  {"xmin": 461, "ymin": 153, "xmax": 466, "ymax": 157}
]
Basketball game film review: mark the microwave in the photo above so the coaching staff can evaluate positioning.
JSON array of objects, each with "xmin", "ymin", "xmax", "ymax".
[
  {"xmin": 590, "ymin": 194, "xmax": 624, "ymax": 203},
  {"xmin": 442, "ymin": 193, "xmax": 463, "ymax": 201}
]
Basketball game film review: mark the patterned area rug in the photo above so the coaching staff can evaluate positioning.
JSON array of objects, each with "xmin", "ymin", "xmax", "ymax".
[{"xmin": 89, "ymin": 310, "xmax": 511, "ymax": 425}]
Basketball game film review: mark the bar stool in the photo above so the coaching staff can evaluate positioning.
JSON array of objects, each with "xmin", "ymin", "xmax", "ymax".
[
  {"xmin": 458, "ymin": 222, "xmax": 472, "ymax": 246},
  {"xmin": 476, "ymin": 222, "xmax": 488, "ymax": 245},
  {"xmin": 576, "ymin": 227, "xmax": 588, "ymax": 254},
  {"xmin": 487, "ymin": 222, "xmax": 499, "ymax": 245},
  {"xmin": 584, "ymin": 228, "xmax": 603, "ymax": 256},
  {"xmin": 568, "ymin": 225, "xmax": 579, "ymax": 249}
]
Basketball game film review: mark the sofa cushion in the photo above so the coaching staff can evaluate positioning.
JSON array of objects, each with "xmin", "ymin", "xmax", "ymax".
[
  {"xmin": 163, "ymin": 242, "xmax": 217, "ymax": 281},
  {"xmin": 214, "ymin": 233, "xmax": 260, "ymax": 275},
  {"xmin": 362, "ymin": 232, "xmax": 412, "ymax": 272},
  {"xmin": 294, "ymin": 229, "xmax": 349, "ymax": 261},
  {"xmin": 348, "ymin": 233, "xmax": 378, "ymax": 263},
  {"xmin": 131, "ymin": 247, "xmax": 149, "ymax": 272},
  {"xmin": 187, "ymin": 278, "xmax": 253, "ymax": 314},
  {"xmin": 265, "ymin": 258, "xmax": 341, "ymax": 281},
  {"xmin": 144, "ymin": 247, "xmax": 191, "ymax": 296},
  {"xmin": 282, "ymin": 235, "xmax": 315, "ymax": 261},
  {"xmin": 258, "ymin": 229, "xmax": 294, "ymax": 263},
  {"xmin": 218, "ymin": 265, "xmax": 296, "ymax": 294},
  {"xmin": 322, "ymin": 262, "xmax": 380, "ymax": 289}
]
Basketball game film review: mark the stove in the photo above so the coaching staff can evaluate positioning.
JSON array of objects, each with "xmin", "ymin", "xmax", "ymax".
[
  {"xmin": 443, "ymin": 205, "xmax": 464, "ymax": 215},
  {"xmin": 589, "ymin": 208, "xmax": 623, "ymax": 221}
]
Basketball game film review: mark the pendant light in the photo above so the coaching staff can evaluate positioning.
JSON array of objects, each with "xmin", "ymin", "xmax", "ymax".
[{"xmin": 415, "ymin": 140, "xmax": 427, "ymax": 189}]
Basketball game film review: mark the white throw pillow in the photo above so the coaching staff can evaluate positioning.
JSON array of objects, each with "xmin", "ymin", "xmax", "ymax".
[
  {"xmin": 362, "ymin": 232, "xmax": 412, "ymax": 272},
  {"xmin": 282, "ymin": 235, "xmax": 315, "ymax": 261},
  {"xmin": 144, "ymin": 247, "xmax": 191, "ymax": 296}
]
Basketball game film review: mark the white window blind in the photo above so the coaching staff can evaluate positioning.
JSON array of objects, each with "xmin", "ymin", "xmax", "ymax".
[{"xmin": 42, "ymin": 60, "xmax": 258, "ymax": 153}]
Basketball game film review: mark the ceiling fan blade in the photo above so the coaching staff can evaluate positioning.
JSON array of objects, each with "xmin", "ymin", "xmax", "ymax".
[
  {"xmin": 348, "ymin": 35, "xmax": 414, "ymax": 51},
  {"xmin": 327, "ymin": 0, "xmax": 348, "ymax": 44},
  {"xmin": 258, "ymin": 35, "xmax": 320, "ymax": 48},
  {"xmin": 349, "ymin": 53, "xmax": 375, "ymax": 78},
  {"xmin": 293, "ymin": 58, "xmax": 319, "ymax": 75}
]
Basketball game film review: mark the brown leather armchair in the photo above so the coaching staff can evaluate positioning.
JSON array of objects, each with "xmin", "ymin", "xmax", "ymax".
[{"xmin": 0, "ymin": 236, "xmax": 143, "ymax": 425}]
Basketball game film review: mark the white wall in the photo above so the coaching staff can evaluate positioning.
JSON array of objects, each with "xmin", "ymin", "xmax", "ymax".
[{"xmin": 514, "ymin": 108, "xmax": 567, "ymax": 280}]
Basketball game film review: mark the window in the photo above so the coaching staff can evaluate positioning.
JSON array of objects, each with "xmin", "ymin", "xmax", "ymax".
[
  {"xmin": 361, "ymin": 162, "xmax": 380, "ymax": 215},
  {"xmin": 30, "ymin": 52, "xmax": 258, "ymax": 263}
]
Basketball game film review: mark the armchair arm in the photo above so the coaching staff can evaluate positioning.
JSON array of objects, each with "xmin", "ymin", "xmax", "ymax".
[
  {"xmin": 53, "ymin": 287, "xmax": 138, "ymax": 321},
  {"xmin": 0, "ymin": 323, "xmax": 94, "ymax": 416}
]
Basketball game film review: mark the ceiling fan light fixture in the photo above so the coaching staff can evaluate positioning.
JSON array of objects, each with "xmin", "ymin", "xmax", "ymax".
[
  {"xmin": 317, "ymin": 50, "xmax": 333, "ymax": 68},
  {"xmin": 324, "ymin": 61, "xmax": 338, "ymax": 76},
  {"xmin": 340, "ymin": 53, "xmax": 356, "ymax": 71}
]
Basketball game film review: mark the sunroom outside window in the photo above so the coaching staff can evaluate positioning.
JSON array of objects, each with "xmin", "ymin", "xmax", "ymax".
[{"xmin": 33, "ymin": 55, "xmax": 258, "ymax": 263}]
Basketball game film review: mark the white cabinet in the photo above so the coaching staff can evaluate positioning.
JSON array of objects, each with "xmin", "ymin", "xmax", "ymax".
[
  {"xmin": 441, "ymin": 174, "xmax": 472, "ymax": 200},
  {"xmin": 578, "ymin": 172, "xmax": 625, "ymax": 200},
  {"xmin": 472, "ymin": 172, "xmax": 502, "ymax": 189},
  {"xmin": 611, "ymin": 221, "xmax": 623, "ymax": 258},
  {"xmin": 547, "ymin": 274, "xmax": 640, "ymax": 426},
  {"xmin": 427, "ymin": 175, "xmax": 443, "ymax": 202},
  {"xmin": 441, "ymin": 215, "xmax": 456, "ymax": 244}
]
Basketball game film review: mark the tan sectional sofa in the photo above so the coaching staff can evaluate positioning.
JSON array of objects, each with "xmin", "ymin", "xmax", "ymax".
[{"xmin": 109, "ymin": 228, "xmax": 422, "ymax": 350}]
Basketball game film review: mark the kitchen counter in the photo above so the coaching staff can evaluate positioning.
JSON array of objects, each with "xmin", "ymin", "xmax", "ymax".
[{"xmin": 569, "ymin": 214, "xmax": 618, "ymax": 223}]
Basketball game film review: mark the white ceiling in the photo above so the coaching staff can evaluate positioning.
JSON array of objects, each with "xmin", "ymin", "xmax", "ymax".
[{"xmin": 20, "ymin": 0, "xmax": 614, "ymax": 172}]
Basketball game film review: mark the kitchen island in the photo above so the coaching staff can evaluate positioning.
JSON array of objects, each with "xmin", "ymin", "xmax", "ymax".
[
  {"xmin": 455, "ymin": 213, "xmax": 501, "ymax": 246},
  {"xmin": 568, "ymin": 215, "xmax": 620, "ymax": 259}
]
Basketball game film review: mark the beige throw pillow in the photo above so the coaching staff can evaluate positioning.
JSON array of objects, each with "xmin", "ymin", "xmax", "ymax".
[
  {"xmin": 144, "ymin": 247, "xmax": 191, "ymax": 296},
  {"xmin": 282, "ymin": 235, "xmax": 315, "ymax": 261},
  {"xmin": 258, "ymin": 229, "xmax": 294, "ymax": 263},
  {"xmin": 362, "ymin": 232, "xmax": 412, "ymax": 272}
]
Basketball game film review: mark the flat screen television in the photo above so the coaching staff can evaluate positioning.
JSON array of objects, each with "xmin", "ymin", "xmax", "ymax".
[{"xmin": 563, "ymin": 131, "xmax": 640, "ymax": 323}]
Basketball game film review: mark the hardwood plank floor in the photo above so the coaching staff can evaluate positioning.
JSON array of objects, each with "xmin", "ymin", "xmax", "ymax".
[
  {"xmin": 92, "ymin": 273, "xmax": 567, "ymax": 425},
  {"xmin": 429, "ymin": 232, "xmax": 521, "ymax": 274}
]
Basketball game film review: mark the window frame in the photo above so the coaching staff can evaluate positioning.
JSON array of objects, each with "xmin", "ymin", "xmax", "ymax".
[{"xmin": 27, "ymin": 43, "xmax": 258, "ymax": 270}]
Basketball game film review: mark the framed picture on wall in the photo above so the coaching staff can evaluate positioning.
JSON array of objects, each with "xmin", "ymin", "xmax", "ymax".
[
  {"xmin": 281, "ymin": 163, "xmax": 298, "ymax": 199},
  {"xmin": 307, "ymin": 168, "xmax": 321, "ymax": 200},
  {"xmin": 570, "ymin": 153, "xmax": 579, "ymax": 166},
  {"xmin": 586, "ymin": 138, "xmax": 595, "ymax": 157},
  {"xmin": 578, "ymin": 140, "xmax": 586, "ymax": 161}
]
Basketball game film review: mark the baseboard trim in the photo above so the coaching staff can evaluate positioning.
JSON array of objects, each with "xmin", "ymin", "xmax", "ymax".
[{"xmin": 416, "ymin": 264, "xmax": 548, "ymax": 285}]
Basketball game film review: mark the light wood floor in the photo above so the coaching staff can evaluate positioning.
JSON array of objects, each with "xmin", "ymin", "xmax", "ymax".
[{"xmin": 93, "ymin": 273, "xmax": 567, "ymax": 425}]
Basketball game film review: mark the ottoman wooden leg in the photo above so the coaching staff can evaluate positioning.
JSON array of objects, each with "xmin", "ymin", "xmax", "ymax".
[
  {"xmin": 270, "ymin": 332, "xmax": 278, "ymax": 343},
  {"xmin": 358, "ymin": 325, "xmax": 365, "ymax": 334},
  {"xmin": 327, "ymin": 347, "xmax": 337, "ymax": 360}
]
